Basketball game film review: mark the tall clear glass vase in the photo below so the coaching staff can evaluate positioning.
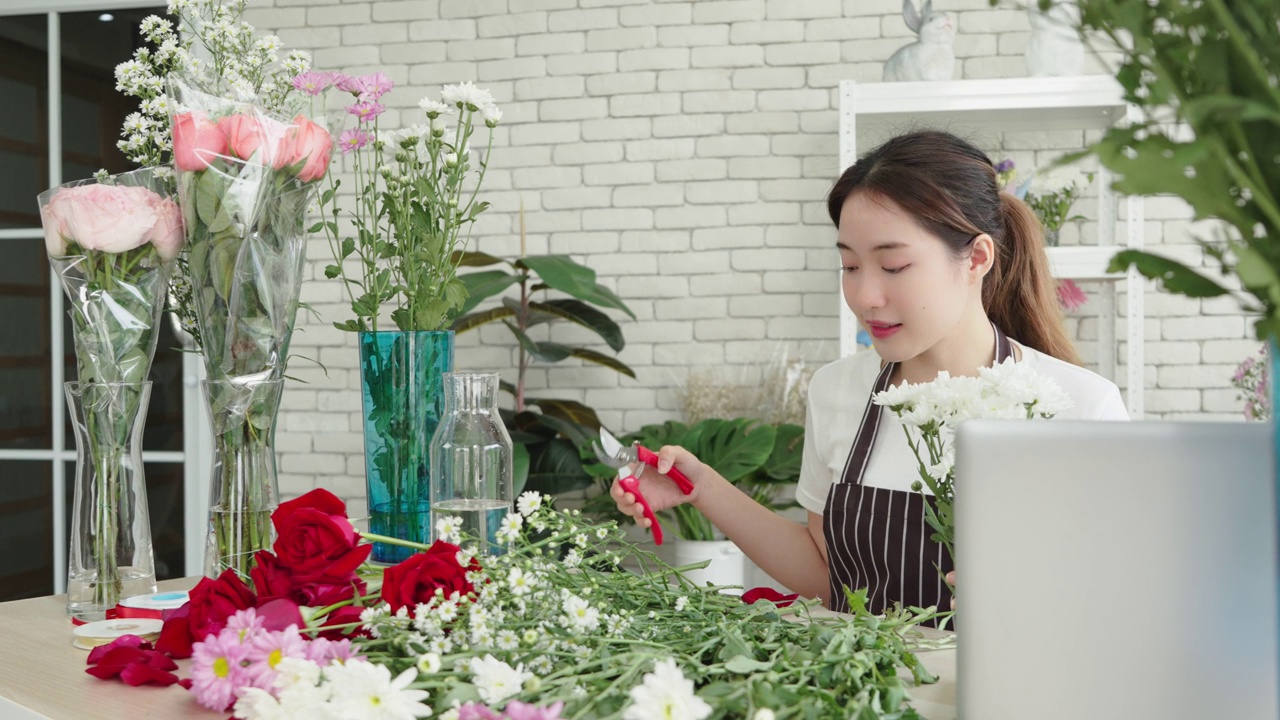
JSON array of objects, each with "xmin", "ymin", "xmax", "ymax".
[
  {"xmin": 65, "ymin": 381, "xmax": 157, "ymax": 622},
  {"xmin": 359, "ymin": 330, "xmax": 454, "ymax": 563},
  {"xmin": 430, "ymin": 372, "xmax": 513, "ymax": 556},
  {"xmin": 202, "ymin": 379, "xmax": 284, "ymax": 580}
]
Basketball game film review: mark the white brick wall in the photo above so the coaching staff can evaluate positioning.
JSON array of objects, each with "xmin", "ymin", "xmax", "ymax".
[{"xmin": 240, "ymin": 0, "xmax": 1257, "ymax": 505}]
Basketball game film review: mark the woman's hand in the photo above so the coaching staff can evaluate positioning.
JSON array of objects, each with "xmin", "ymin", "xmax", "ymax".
[{"xmin": 609, "ymin": 445, "xmax": 710, "ymax": 528}]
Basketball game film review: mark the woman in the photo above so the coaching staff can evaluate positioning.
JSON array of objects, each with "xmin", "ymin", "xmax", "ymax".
[{"xmin": 612, "ymin": 130, "xmax": 1128, "ymax": 616}]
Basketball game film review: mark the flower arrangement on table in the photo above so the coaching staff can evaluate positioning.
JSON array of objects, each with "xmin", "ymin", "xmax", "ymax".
[
  {"xmin": 311, "ymin": 71, "xmax": 503, "ymax": 561},
  {"xmin": 87, "ymin": 489, "xmax": 947, "ymax": 719},
  {"xmin": 112, "ymin": 0, "xmax": 338, "ymax": 579},
  {"xmin": 873, "ymin": 359, "xmax": 1073, "ymax": 579},
  {"xmin": 38, "ymin": 168, "xmax": 185, "ymax": 618}
]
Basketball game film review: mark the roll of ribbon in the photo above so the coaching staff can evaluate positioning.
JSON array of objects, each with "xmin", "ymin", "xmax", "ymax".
[
  {"xmin": 72, "ymin": 618, "xmax": 163, "ymax": 650},
  {"xmin": 116, "ymin": 591, "xmax": 190, "ymax": 620}
]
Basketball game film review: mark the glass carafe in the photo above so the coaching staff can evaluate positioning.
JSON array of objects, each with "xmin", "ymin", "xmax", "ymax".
[{"xmin": 429, "ymin": 372, "xmax": 513, "ymax": 554}]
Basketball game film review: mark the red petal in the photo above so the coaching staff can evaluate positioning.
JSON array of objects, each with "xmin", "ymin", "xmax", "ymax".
[
  {"xmin": 119, "ymin": 662, "xmax": 182, "ymax": 687},
  {"xmin": 273, "ymin": 488, "xmax": 346, "ymax": 524},
  {"xmin": 255, "ymin": 598, "xmax": 303, "ymax": 631},
  {"xmin": 742, "ymin": 587, "xmax": 799, "ymax": 607}
]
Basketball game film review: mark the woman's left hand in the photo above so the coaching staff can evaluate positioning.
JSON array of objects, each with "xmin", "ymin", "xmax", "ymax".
[{"xmin": 946, "ymin": 571, "xmax": 956, "ymax": 610}]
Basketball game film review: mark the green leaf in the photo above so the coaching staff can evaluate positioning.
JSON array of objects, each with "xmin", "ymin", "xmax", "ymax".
[
  {"xmin": 524, "ymin": 437, "xmax": 595, "ymax": 495},
  {"xmin": 503, "ymin": 320, "xmax": 572, "ymax": 363},
  {"xmin": 526, "ymin": 398, "xmax": 603, "ymax": 431},
  {"xmin": 532, "ymin": 299, "xmax": 626, "ymax": 351},
  {"xmin": 451, "ymin": 306, "xmax": 517, "ymax": 333},
  {"xmin": 568, "ymin": 348, "xmax": 636, "ymax": 378},
  {"xmin": 458, "ymin": 270, "xmax": 519, "ymax": 315},
  {"xmin": 520, "ymin": 255, "xmax": 597, "ymax": 298},
  {"xmin": 682, "ymin": 419, "xmax": 777, "ymax": 484},
  {"xmin": 452, "ymin": 250, "xmax": 507, "ymax": 267},
  {"xmin": 324, "ymin": 264, "xmax": 341, "ymax": 280},
  {"xmin": 761, "ymin": 423, "xmax": 805, "ymax": 483},
  {"xmin": 1107, "ymin": 249, "xmax": 1232, "ymax": 298},
  {"xmin": 724, "ymin": 655, "xmax": 773, "ymax": 674},
  {"xmin": 513, "ymin": 441, "xmax": 530, "ymax": 496}
]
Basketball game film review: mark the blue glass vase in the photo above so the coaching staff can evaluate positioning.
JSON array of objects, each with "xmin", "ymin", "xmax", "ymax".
[{"xmin": 359, "ymin": 330, "xmax": 454, "ymax": 563}]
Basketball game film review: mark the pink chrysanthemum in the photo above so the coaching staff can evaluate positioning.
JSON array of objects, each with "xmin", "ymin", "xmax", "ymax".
[
  {"xmin": 291, "ymin": 71, "xmax": 335, "ymax": 96},
  {"xmin": 245, "ymin": 625, "xmax": 311, "ymax": 690},
  {"xmin": 189, "ymin": 630, "xmax": 250, "ymax": 712},
  {"xmin": 224, "ymin": 607, "xmax": 266, "ymax": 642},
  {"xmin": 308, "ymin": 637, "xmax": 363, "ymax": 665},
  {"xmin": 353, "ymin": 71, "xmax": 394, "ymax": 101},
  {"xmin": 505, "ymin": 700, "xmax": 567, "ymax": 720},
  {"xmin": 347, "ymin": 102, "xmax": 386, "ymax": 124},
  {"xmin": 338, "ymin": 129, "xmax": 373, "ymax": 155}
]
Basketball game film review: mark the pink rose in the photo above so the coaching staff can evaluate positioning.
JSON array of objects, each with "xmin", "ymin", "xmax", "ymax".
[
  {"xmin": 145, "ymin": 196, "xmax": 184, "ymax": 262},
  {"xmin": 285, "ymin": 115, "xmax": 333, "ymax": 183},
  {"xmin": 44, "ymin": 184, "xmax": 161, "ymax": 254},
  {"xmin": 40, "ymin": 202, "xmax": 70, "ymax": 256},
  {"xmin": 172, "ymin": 111, "xmax": 227, "ymax": 172},
  {"xmin": 218, "ymin": 114, "xmax": 291, "ymax": 169}
]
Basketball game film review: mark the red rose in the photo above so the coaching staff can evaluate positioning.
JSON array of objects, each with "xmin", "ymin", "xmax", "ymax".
[
  {"xmin": 381, "ymin": 541, "xmax": 479, "ymax": 615},
  {"xmin": 741, "ymin": 587, "xmax": 799, "ymax": 608},
  {"xmin": 272, "ymin": 489, "xmax": 371, "ymax": 581},
  {"xmin": 252, "ymin": 549, "xmax": 366, "ymax": 609},
  {"xmin": 155, "ymin": 570, "xmax": 256, "ymax": 658}
]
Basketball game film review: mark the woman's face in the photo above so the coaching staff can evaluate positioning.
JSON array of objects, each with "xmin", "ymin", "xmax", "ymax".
[{"xmin": 837, "ymin": 192, "xmax": 979, "ymax": 364}]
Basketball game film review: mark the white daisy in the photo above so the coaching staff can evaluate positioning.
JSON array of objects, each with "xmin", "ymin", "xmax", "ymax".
[
  {"xmin": 622, "ymin": 658, "xmax": 711, "ymax": 720},
  {"xmin": 325, "ymin": 661, "xmax": 434, "ymax": 720},
  {"xmin": 467, "ymin": 654, "xmax": 532, "ymax": 705},
  {"xmin": 436, "ymin": 516, "xmax": 462, "ymax": 544},
  {"xmin": 516, "ymin": 491, "xmax": 543, "ymax": 517},
  {"xmin": 441, "ymin": 81, "xmax": 495, "ymax": 111}
]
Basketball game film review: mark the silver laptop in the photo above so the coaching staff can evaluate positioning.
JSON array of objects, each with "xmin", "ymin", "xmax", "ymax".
[{"xmin": 955, "ymin": 420, "xmax": 1277, "ymax": 720}]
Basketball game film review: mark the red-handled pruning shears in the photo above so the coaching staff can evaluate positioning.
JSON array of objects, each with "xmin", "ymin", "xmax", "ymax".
[{"xmin": 592, "ymin": 427, "xmax": 694, "ymax": 545}]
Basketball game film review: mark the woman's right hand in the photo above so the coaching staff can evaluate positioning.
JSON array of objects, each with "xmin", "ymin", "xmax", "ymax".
[{"xmin": 609, "ymin": 445, "xmax": 710, "ymax": 529}]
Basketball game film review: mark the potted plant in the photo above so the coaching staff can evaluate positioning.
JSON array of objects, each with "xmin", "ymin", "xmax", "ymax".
[
  {"xmin": 1024, "ymin": 181, "xmax": 1087, "ymax": 247},
  {"xmin": 318, "ymin": 77, "xmax": 501, "ymax": 562}
]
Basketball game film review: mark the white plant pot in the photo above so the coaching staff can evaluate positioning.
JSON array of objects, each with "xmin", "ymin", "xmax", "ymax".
[{"xmin": 661, "ymin": 538, "xmax": 746, "ymax": 591}]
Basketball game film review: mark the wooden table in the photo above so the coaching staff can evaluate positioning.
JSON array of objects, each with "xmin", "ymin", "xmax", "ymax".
[{"xmin": 0, "ymin": 579, "xmax": 956, "ymax": 719}]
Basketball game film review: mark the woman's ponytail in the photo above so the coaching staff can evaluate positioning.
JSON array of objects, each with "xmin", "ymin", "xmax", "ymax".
[{"xmin": 986, "ymin": 192, "xmax": 1081, "ymax": 365}]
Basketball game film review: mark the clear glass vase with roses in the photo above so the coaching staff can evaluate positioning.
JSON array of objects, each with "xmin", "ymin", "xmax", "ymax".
[
  {"xmin": 167, "ymin": 76, "xmax": 335, "ymax": 580},
  {"xmin": 38, "ymin": 166, "xmax": 184, "ymax": 619},
  {"xmin": 313, "ymin": 75, "xmax": 502, "ymax": 561}
]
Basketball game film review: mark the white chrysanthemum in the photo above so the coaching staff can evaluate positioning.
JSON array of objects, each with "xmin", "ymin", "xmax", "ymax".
[
  {"xmin": 674, "ymin": 596, "xmax": 688, "ymax": 612},
  {"xmin": 444, "ymin": 153, "xmax": 459, "ymax": 167},
  {"xmin": 418, "ymin": 98, "xmax": 454, "ymax": 117},
  {"xmin": 436, "ymin": 516, "xmax": 462, "ymax": 544},
  {"xmin": 622, "ymin": 659, "xmax": 711, "ymax": 720},
  {"xmin": 561, "ymin": 594, "xmax": 600, "ymax": 633},
  {"xmin": 496, "ymin": 630, "xmax": 520, "ymax": 651},
  {"xmin": 436, "ymin": 599, "xmax": 458, "ymax": 623},
  {"xmin": 441, "ymin": 81, "xmax": 495, "ymax": 111},
  {"xmin": 563, "ymin": 548, "xmax": 582, "ymax": 569},
  {"xmin": 427, "ymin": 636, "xmax": 454, "ymax": 655},
  {"xmin": 416, "ymin": 653, "xmax": 442, "ymax": 676},
  {"xmin": 468, "ymin": 654, "xmax": 532, "ymax": 705},
  {"xmin": 326, "ymin": 661, "xmax": 434, "ymax": 720},
  {"xmin": 507, "ymin": 567, "xmax": 536, "ymax": 596},
  {"xmin": 573, "ymin": 533, "xmax": 588, "ymax": 548},
  {"xmin": 481, "ymin": 104, "xmax": 502, "ymax": 127},
  {"xmin": 516, "ymin": 491, "xmax": 543, "ymax": 517},
  {"xmin": 521, "ymin": 628, "xmax": 541, "ymax": 646},
  {"xmin": 753, "ymin": 710, "xmax": 776, "ymax": 720}
]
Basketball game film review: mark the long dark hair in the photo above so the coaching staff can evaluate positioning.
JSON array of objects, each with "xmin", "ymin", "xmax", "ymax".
[{"xmin": 827, "ymin": 130, "xmax": 1080, "ymax": 365}]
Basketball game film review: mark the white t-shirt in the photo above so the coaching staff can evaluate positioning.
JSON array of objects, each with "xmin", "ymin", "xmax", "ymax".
[{"xmin": 795, "ymin": 342, "xmax": 1130, "ymax": 515}]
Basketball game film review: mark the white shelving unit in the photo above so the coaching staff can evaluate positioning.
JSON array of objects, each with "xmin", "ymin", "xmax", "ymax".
[{"xmin": 838, "ymin": 75, "xmax": 1145, "ymax": 418}]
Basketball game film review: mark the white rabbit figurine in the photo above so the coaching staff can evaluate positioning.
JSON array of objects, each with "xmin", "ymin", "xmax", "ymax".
[
  {"xmin": 1025, "ymin": 0, "xmax": 1084, "ymax": 77},
  {"xmin": 882, "ymin": 0, "xmax": 957, "ymax": 82}
]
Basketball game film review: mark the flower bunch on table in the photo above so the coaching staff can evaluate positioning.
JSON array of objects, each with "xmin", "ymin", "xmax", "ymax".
[
  {"xmin": 90, "ymin": 489, "xmax": 948, "ymax": 719},
  {"xmin": 317, "ymin": 76, "xmax": 501, "ymax": 334},
  {"xmin": 1232, "ymin": 345, "xmax": 1270, "ymax": 421},
  {"xmin": 874, "ymin": 358, "xmax": 1073, "ymax": 566}
]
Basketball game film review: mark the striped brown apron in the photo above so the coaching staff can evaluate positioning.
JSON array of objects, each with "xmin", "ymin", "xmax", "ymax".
[{"xmin": 822, "ymin": 325, "xmax": 1014, "ymax": 617}]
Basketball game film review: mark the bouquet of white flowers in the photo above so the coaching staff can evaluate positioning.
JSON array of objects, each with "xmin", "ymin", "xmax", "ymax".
[{"xmin": 874, "ymin": 359, "xmax": 1073, "ymax": 569}]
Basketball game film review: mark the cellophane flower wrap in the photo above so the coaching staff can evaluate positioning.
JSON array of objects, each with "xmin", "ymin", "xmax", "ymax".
[
  {"xmin": 873, "ymin": 358, "xmax": 1073, "ymax": 571},
  {"xmin": 39, "ymin": 167, "xmax": 182, "ymax": 386},
  {"xmin": 167, "ymin": 73, "xmax": 334, "ymax": 579},
  {"xmin": 39, "ymin": 168, "xmax": 182, "ymax": 618}
]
